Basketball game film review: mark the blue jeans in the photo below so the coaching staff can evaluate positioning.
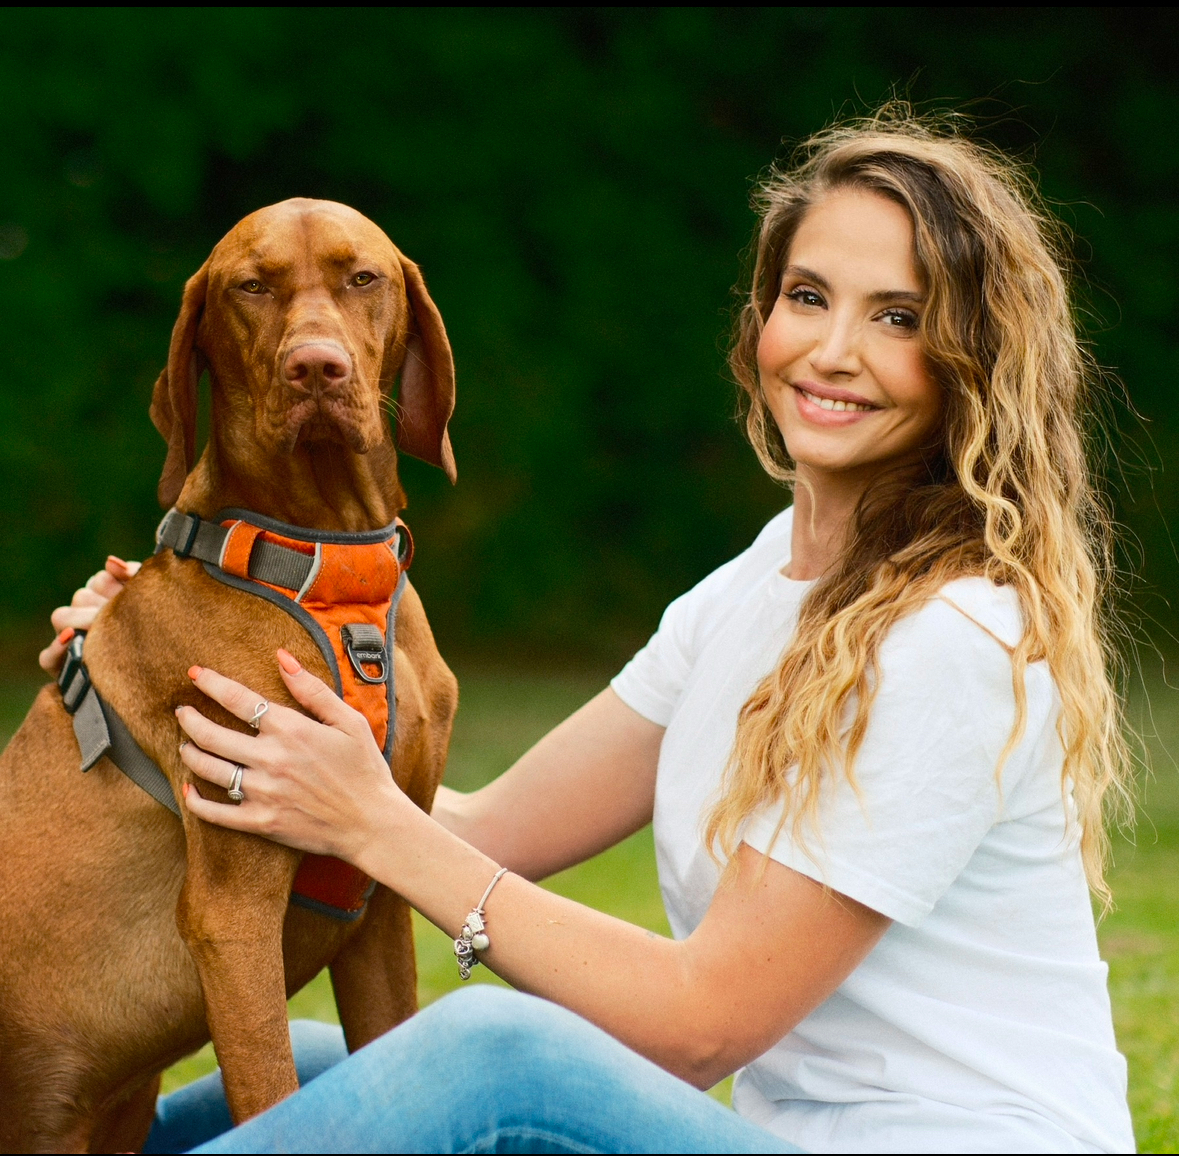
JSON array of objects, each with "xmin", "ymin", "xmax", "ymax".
[{"xmin": 146, "ymin": 987, "xmax": 800, "ymax": 1154}]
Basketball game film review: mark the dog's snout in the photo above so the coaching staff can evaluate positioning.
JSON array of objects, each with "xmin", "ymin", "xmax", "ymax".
[{"xmin": 284, "ymin": 343, "xmax": 353, "ymax": 391}]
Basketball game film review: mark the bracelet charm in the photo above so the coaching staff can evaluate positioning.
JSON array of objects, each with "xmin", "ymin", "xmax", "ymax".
[{"xmin": 454, "ymin": 867, "xmax": 508, "ymax": 980}]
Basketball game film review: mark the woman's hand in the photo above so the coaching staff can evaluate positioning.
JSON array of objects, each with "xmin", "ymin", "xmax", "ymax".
[
  {"xmin": 39, "ymin": 557, "xmax": 141, "ymax": 673},
  {"xmin": 177, "ymin": 650, "xmax": 404, "ymax": 863}
]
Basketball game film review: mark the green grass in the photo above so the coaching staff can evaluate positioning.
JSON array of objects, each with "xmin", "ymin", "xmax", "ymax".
[{"xmin": 3, "ymin": 663, "xmax": 1178, "ymax": 1146}]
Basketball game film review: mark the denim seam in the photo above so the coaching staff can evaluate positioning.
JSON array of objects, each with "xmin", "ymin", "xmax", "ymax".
[{"xmin": 461, "ymin": 1125, "xmax": 599, "ymax": 1154}]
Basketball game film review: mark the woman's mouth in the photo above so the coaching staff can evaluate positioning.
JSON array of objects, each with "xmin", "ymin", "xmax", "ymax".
[
  {"xmin": 796, "ymin": 386, "xmax": 877, "ymax": 413},
  {"xmin": 791, "ymin": 383, "xmax": 882, "ymax": 426}
]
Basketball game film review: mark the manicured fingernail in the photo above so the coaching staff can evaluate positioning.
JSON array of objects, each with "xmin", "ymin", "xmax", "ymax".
[
  {"xmin": 277, "ymin": 649, "xmax": 302, "ymax": 674},
  {"xmin": 179, "ymin": 740, "xmax": 188, "ymax": 753},
  {"xmin": 182, "ymin": 783, "xmax": 190, "ymax": 799},
  {"xmin": 57, "ymin": 628, "xmax": 75, "ymax": 645},
  {"xmin": 174, "ymin": 706, "xmax": 183, "ymax": 716},
  {"xmin": 188, "ymin": 666, "xmax": 203, "ymax": 679},
  {"xmin": 107, "ymin": 555, "xmax": 126, "ymax": 566}
]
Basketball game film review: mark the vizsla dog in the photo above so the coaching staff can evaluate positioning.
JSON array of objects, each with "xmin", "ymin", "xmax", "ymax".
[{"xmin": 0, "ymin": 199, "xmax": 459, "ymax": 1153}]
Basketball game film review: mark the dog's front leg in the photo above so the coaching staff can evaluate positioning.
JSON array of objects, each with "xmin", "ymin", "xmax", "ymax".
[{"xmin": 176, "ymin": 820, "xmax": 301, "ymax": 1125}]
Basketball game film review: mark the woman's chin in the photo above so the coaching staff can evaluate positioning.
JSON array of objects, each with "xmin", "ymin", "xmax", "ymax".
[{"xmin": 783, "ymin": 434, "xmax": 876, "ymax": 478}]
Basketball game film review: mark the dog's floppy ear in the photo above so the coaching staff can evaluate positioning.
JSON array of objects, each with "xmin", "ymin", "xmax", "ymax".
[
  {"xmin": 150, "ymin": 260, "xmax": 210, "ymax": 508},
  {"xmin": 395, "ymin": 254, "xmax": 457, "ymax": 483}
]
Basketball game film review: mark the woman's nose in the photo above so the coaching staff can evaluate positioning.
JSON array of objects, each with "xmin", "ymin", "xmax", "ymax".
[{"xmin": 809, "ymin": 316, "xmax": 863, "ymax": 378}]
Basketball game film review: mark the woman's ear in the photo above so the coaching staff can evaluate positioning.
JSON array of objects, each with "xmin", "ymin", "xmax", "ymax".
[
  {"xmin": 150, "ymin": 260, "xmax": 210, "ymax": 508},
  {"xmin": 394, "ymin": 254, "xmax": 457, "ymax": 483}
]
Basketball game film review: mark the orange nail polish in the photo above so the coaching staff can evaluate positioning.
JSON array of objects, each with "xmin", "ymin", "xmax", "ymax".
[
  {"xmin": 188, "ymin": 665, "xmax": 203, "ymax": 679},
  {"xmin": 57, "ymin": 627, "xmax": 75, "ymax": 645},
  {"xmin": 182, "ymin": 783, "xmax": 190, "ymax": 799},
  {"xmin": 277, "ymin": 649, "xmax": 302, "ymax": 674}
]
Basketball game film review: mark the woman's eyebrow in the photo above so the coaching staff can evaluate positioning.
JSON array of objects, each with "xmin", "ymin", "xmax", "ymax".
[
  {"xmin": 865, "ymin": 289, "xmax": 925, "ymax": 306},
  {"xmin": 784, "ymin": 265, "xmax": 925, "ymax": 306},
  {"xmin": 783, "ymin": 264, "xmax": 831, "ymax": 292}
]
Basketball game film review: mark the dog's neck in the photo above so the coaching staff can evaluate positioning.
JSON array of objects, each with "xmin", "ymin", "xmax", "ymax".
[{"xmin": 177, "ymin": 431, "xmax": 407, "ymax": 533}]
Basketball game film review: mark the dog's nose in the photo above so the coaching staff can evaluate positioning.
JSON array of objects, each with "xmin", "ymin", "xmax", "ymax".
[{"xmin": 284, "ymin": 343, "xmax": 353, "ymax": 391}]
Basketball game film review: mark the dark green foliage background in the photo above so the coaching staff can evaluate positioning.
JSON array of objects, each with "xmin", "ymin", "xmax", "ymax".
[{"xmin": 0, "ymin": 8, "xmax": 1175, "ymax": 660}]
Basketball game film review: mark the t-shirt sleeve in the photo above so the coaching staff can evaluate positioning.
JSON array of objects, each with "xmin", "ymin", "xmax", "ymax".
[
  {"xmin": 611, "ymin": 554, "xmax": 750, "ymax": 727},
  {"xmin": 743, "ymin": 595, "xmax": 1036, "ymax": 926}
]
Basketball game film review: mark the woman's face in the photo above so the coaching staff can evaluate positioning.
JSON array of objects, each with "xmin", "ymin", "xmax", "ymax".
[{"xmin": 757, "ymin": 188, "xmax": 942, "ymax": 488}]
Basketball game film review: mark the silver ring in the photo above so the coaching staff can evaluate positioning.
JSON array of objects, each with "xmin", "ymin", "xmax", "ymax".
[
  {"xmin": 228, "ymin": 764, "xmax": 245, "ymax": 804},
  {"xmin": 248, "ymin": 701, "xmax": 269, "ymax": 730}
]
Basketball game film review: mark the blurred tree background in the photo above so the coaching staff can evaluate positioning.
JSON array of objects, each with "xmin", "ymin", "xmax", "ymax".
[{"xmin": 0, "ymin": 7, "xmax": 1176, "ymax": 665}]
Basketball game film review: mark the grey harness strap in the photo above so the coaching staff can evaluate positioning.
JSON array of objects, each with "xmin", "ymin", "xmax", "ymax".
[
  {"xmin": 156, "ymin": 508, "xmax": 320, "ymax": 594},
  {"xmin": 58, "ymin": 633, "xmax": 181, "ymax": 816}
]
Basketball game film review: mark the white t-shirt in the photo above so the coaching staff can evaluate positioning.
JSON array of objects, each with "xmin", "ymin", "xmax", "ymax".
[{"xmin": 611, "ymin": 506, "xmax": 1134, "ymax": 1154}]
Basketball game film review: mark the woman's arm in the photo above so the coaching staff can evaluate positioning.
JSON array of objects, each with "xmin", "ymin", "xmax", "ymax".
[
  {"xmin": 431, "ymin": 687, "xmax": 663, "ymax": 880},
  {"xmin": 178, "ymin": 656, "xmax": 890, "ymax": 1090}
]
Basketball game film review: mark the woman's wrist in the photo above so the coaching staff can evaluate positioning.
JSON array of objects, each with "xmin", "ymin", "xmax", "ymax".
[{"xmin": 343, "ymin": 774, "xmax": 420, "ymax": 875}]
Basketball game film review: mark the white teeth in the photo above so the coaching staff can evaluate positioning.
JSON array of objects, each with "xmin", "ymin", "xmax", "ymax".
[{"xmin": 800, "ymin": 388, "xmax": 873, "ymax": 413}]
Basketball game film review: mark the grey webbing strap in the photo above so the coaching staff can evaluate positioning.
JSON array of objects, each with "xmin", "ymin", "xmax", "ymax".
[
  {"xmin": 156, "ymin": 509, "xmax": 229, "ymax": 566},
  {"xmin": 98, "ymin": 695, "xmax": 182, "ymax": 816},
  {"xmin": 59, "ymin": 638, "xmax": 181, "ymax": 817},
  {"xmin": 157, "ymin": 508, "xmax": 316, "ymax": 594},
  {"xmin": 248, "ymin": 537, "xmax": 317, "ymax": 592}
]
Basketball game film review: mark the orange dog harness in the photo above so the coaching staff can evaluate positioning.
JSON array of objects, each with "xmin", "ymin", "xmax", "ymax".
[{"xmin": 59, "ymin": 507, "xmax": 413, "ymax": 922}]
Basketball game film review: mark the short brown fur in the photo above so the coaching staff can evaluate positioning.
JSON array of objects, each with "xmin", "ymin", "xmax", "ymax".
[{"xmin": 0, "ymin": 199, "xmax": 459, "ymax": 1152}]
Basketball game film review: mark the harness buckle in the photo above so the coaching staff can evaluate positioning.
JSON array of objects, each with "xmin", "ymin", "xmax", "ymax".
[
  {"xmin": 341, "ymin": 623, "xmax": 388, "ymax": 685},
  {"xmin": 172, "ymin": 511, "xmax": 202, "ymax": 558},
  {"xmin": 58, "ymin": 632, "xmax": 91, "ymax": 715}
]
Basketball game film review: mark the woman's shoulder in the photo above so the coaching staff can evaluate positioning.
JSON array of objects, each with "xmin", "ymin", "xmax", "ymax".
[
  {"xmin": 930, "ymin": 575, "xmax": 1024, "ymax": 650},
  {"xmin": 880, "ymin": 577, "xmax": 1026, "ymax": 680},
  {"xmin": 879, "ymin": 576, "xmax": 1041, "ymax": 710},
  {"xmin": 670, "ymin": 504, "xmax": 795, "ymax": 611}
]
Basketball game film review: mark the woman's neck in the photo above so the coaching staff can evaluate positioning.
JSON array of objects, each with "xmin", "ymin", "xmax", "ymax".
[{"xmin": 785, "ymin": 466, "xmax": 871, "ymax": 581}]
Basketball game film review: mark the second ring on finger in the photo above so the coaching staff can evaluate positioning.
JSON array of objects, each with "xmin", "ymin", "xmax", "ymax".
[{"xmin": 180, "ymin": 740, "xmax": 252, "ymax": 795}]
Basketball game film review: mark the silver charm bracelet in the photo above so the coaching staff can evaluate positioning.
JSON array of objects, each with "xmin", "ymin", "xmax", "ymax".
[{"xmin": 454, "ymin": 866, "xmax": 509, "ymax": 980}]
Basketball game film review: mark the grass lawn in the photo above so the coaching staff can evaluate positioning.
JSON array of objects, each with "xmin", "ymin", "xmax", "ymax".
[{"xmin": 1, "ymin": 661, "xmax": 1177, "ymax": 1148}]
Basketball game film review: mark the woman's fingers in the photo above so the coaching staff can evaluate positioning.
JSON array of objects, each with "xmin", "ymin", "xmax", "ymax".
[
  {"xmin": 186, "ymin": 665, "xmax": 290, "ymax": 729},
  {"xmin": 106, "ymin": 556, "xmax": 141, "ymax": 582},
  {"xmin": 38, "ymin": 634, "xmax": 68, "ymax": 674},
  {"xmin": 41, "ymin": 561, "xmax": 140, "ymax": 674},
  {"xmin": 179, "ymin": 738, "xmax": 239, "ymax": 790},
  {"xmin": 276, "ymin": 650, "xmax": 361, "ymax": 731},
  {"xmin": 70, "ymin": 586, "xmax": 110, "ymax": 610},
  {"xmin": 183, "ymin": 783, "xmax": 262, "ymax": 833},
  {"xmin": 84, "ymin": 568, "xmax": 125, "ymax": 601},
  {"xmin": 175, "ymin": 703, "xmax": 258, "ymax": 766},
  {"xmin": 51, "ymin": 605, "xmax": 101, "ymax": 633}
]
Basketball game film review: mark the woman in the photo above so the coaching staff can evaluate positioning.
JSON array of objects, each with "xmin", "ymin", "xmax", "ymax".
[{"xmin": 48, "ymin": 110, "xmax": 1136, "ymax": 1153}]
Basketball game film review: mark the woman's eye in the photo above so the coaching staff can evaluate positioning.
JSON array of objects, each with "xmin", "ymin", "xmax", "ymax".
[
  {"xmin": 240, "ymin": 279, "xmax": 265, "ymax": 294},
  {"xmin": 352, "ymin": 271, "xmax": 376, "ymax": 287},
  {"xmin": 786, "ymin": 286, "xmax": 825, "ymax": 308},
  {"xmin": 880, "ymin": 308, "xmax": 919, "ymax": 331}
]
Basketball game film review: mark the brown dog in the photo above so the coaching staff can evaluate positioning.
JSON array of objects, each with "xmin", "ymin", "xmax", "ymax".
[{"xmin": 0, "ymin": 199, "xmax": 459, "ymax": 1153}]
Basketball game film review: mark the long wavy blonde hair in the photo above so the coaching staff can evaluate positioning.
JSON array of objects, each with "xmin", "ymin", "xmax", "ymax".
[{"xmin": 704, "ymin": 108, "xmax": 1132, "ymax": 905}]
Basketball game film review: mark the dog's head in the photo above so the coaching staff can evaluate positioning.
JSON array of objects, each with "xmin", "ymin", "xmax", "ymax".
[{"xmin": 150, "ymin": 198, "xmax": 456, "ymax": 508}]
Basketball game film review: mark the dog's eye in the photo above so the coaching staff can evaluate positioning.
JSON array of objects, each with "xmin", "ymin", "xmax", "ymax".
[
  {"xmin": 351, "ymin": 272, "xmax": 376, "ymax": 287},
  {"xmin": 240, "ymin": 279, "xmax": 265, "ymax": 294}
]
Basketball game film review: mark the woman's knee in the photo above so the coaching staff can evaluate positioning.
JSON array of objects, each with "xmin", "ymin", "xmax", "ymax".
[
  {"xmin": 402, "ymin": 986, "xmax": 595, "ymax": 1086},
  {"xmin": 419, "ymin": 985, "xmax": 570, "ymax": 1044}
]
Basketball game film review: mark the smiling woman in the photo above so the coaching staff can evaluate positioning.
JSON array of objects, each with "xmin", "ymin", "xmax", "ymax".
[
  {"xmin": 758, "ymin": 190, "xmax": 942, "ymax": 569},
  {"xmin": 47, "ymin": 109, "xmax": 1136, "ymax": 1155}
]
